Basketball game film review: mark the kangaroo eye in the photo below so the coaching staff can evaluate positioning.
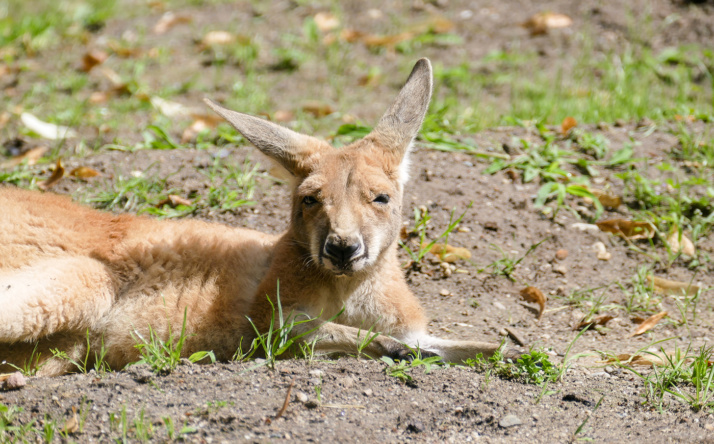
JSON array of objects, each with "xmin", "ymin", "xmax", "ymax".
[
  {"xmin": 373, "ymin": 194, "xmax": 390, "ymax": 204},
  {"xmin": 302, "ymin": 196, "xmax": 319, "ymax": 206}
]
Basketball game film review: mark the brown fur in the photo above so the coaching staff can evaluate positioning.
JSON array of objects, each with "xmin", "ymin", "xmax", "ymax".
[{"xmin": 0, "ymin": 59, "xmax": 508, "ymax": 376}]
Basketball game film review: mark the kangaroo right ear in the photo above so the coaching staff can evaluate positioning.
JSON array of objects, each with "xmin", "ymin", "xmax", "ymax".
[
  {"xmin": 368, "ymin": 58, "xmax": 433, "ymax": 160},
  {"xmin": 204, "ymin": 98, "xmax": 328, "ymax": 176}
]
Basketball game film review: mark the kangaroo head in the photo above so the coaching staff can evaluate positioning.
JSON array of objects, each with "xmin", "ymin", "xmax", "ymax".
[{"xmin": 205, "ymin": 58, "xmax": 432, "ymax": 276}]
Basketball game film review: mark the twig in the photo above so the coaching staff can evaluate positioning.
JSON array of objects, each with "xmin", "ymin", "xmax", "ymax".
[{"xmin": 274, "ymin": 379, "xmax": 295, "ymax": 421}]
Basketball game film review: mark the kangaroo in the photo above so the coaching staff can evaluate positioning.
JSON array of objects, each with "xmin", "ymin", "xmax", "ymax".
[{"xmin": 0, "ymin": 58, "xmax": 511, "ymax": 376}]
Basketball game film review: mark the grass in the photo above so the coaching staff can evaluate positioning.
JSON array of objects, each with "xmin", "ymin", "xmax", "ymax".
[
  {"xmin": 618, "ymin": 343, "xmax": 714, "ymax": 412},
  {"xmin": 398, "ymin": 203, "xmax": 471, "ymax": 266},
  {"xmin": 132, "ymin": 308, "xmax": 216, "ymax": 374},
  {"xmin": 381, "ymin": 351, "xmax": 445, "ymax": 384}
]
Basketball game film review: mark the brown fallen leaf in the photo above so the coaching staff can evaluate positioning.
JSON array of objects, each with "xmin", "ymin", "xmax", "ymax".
[
  {"xmin": 341, "ymin": 16, "xmax": 453, "ymax": 49},
  {"xmin": 273, "ymin": 110, "xmax": 295, "ymax": 122},
  {"xmin": 38, "ymin": 158, "xmax": 65, "ymax": 191},
  {"xmin": 181, "ymin": 113, "xmax": 224, "ymax": 142},
  {"xmin": 629, "ymin": 311, "xmax": 667, "ymax": 337},
  {"xmin": 0, "ymin": 146, "xmax": 48, "ymax": 168},
  {"xmin": 80, "ymin": 49, "xmax": 108, "ymax": 72},
  {"xmin": 589, "ymin": 189, "xmax": 622, "ymax": 209},
  {"xmin": 596, "ymin": 219, "xmax": 655, "ymax": 240},
  {"xmin": 426, "ymin": 243, "xmax": 471, "ymax": 263},
  {"xmin": 561, "ymin": 116, "xmax": 577, "ymax": 136},
  {"xmin": 606, "ymin": 353, "xmax": 662, "ymax": 367},
  {"xmin": 69, "ymin": 166, "xmax": 102, "ymax": 179},
  {"xmin": 647, "ymin": 275, "xmax": 701, "ymax": 296},
  {"xmin": 302, "ymin": 101, "xmax": 334, "ymax": 118},
  {"xmin": 153, "ymin": 11, "xmax": 192, "ymax": 34},
  {"xmin": 63, "ymin": 406, "xmax": 79, "ymax": 435},
  {"xmin": 520, "ymin": 286, "xmax": 546, "ymax": 321},
  {"xmin": 522, "ymin": 12, "xmax": 573, "ymax": 35},
  {"xmin": 157, "ymin": 194, "xmax": 192, "ymax": 208},
  {"xmin": 666, "ymin": 227, "xmax": 695, "ymax": 256},
  {"xmin": 575, "ymin": 314, "xmax": 614, "ymax": 331}
]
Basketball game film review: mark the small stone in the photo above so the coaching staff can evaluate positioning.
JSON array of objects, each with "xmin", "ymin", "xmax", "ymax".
[
  {"xmin": 363, "ymin": 388, "xmax": 373, "ymax": 397},
  {"xmin": 339, "ymin": 376, "xmax": 354, "ymax": 389},
  {"xmin": 553, "ymin": 264, "xmax": 567, "ymax": 276},
  {"xmin": 1, "ymin": 372, "xmax": 26, "ymax": 391},
  {"xmin": 308, "ymin": 369, "xmax": 324, "ymax": 378},
  {"xmin": 439, "ymin": 289, "xmax": 451, "ymax": 297},
  {"xmin": 555, "ymin": 249, "xmax": 568, "ymax": 260},
  {"xmin": 499, "ymin": 414, "xmax": 522, "ymax": 428},
  {"xmin": 295, "ymin": 391, "xmax": 308, "ymax": 403},
  {"xmin": 493, "ymin": 301, "xmax": 506, "ymax": 310},
  {"xmin": 498, "ymin": 328, "xmax": 508, "ymax": 336}
]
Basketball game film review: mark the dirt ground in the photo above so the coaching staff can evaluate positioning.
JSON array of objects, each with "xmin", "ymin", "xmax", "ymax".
[{"xmin": 2, "ymin": 0, "xmax": 714, "ymax": 442}]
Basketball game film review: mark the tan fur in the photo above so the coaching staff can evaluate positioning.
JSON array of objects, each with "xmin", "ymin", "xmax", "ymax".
[{"xmin": 0, "ymin": 59, "xmax": 508, "ymax": 376}]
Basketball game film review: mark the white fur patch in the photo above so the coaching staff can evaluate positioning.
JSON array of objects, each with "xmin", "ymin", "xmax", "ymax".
[{"xmin": 397, "ymin": 141, "xmax": 414, "ymax": 187}]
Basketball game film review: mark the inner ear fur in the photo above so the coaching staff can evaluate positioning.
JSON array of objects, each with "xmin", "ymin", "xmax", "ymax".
[{"xmin": 203, "ymin": 98, "xmax": 328, "ymax": 176}]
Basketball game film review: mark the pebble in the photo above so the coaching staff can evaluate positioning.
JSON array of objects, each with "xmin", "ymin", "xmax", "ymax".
[
  {"xmin": 553, "ymin": 264, "xmax": 567, "ymax": 275},
  {"xmin": 493, "ymin": 301, "xmax": 506, "ymax": 310},
  {"xmin": 363, "ymin": 388, "xmax": 373, "ymax": 397},
  {"xmin": 439, "ymin": 289, "xmax": 451, "ymax": 297},
  {"xmin": 555, "ymin": 249, "xmax": 568, "ymax": 260},
  {"xmin": 309, "ymin": 369, "xmax": 324, "ymax": 378},
  {"xmin": 499, "ymin": 414, "xmax": 522, "ymax": 428},
  {"xmin": 1, "ymin": 372, "xmax": 26, "ymax": 391},
  {"xmin": 295, "ymin": 391, "xmax": 309, "ymax": 403}
]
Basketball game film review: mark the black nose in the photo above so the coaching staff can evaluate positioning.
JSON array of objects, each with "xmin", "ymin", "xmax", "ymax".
[{"xmin": 324, "ymin": 241, "xmax": 361, "ymax": 265}]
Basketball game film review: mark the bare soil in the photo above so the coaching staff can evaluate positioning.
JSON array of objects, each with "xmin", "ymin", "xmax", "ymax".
[{"xmin": 2, "ymin": 0, "xmax": 714, "ymax": 442}]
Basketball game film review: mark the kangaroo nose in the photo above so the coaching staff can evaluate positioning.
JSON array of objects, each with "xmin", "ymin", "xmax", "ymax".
[{"xmin": 324, "ymin": 239, "xmax": 361, "ymax": 265}]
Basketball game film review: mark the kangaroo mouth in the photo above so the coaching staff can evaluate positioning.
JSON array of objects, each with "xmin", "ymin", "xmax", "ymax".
[{"xmin": 320, "ymin": 253, "xmax": 368, "ymax": 276}]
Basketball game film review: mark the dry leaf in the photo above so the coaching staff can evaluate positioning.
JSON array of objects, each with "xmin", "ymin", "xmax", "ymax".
[
  {"xmin": 341, "ymin": 16, "xmax": 453, "ymax": 48},
  {"xmin": 153, "ymin": 12, "xmax": 192, "ymax": 34},
  {"xmin": 426, "ymin": 243, "xmax": 471, "ymax": 263},
  {"xmin": 522, "ymin": 12, "xmax": 573, "ymax": 35},
  {"xmin": 590, "ymin": 189, "xmax": 622, "ymax": 209},
  {"xmin": 157, "ymin": 194, "xmax": 192, "ymax": 207},
  {"xmin": 666, "ymin": 227, "xmax": 695, "ymax": 256},
  {"xmin": 596, "ymin": 219, "xmax": 655, "ymax": 240},
  {"xmin": 629, "ymin": 311, "xmax": 667, "ymax": 337},
  {"xmin": 592, "ymin": 242, "xmax": 611, "ymax": 261},
  {"xmin": 38, "ymin": 158, "xmax": 65, "ymax": 191},
  {"xmin": 606, "ymin": 353, "xmax": 662, "ymax": 367},
  {"xmin": 648, "ymin": 276, "xmax": 700, "ymax": 296},
  {"xmin": 273, "ymin": 110, "xmax": 295, "ymax": 122},
  {"xmin": 200, "ymin": 30, "xmax": 236, "ymax": 47},
  {"xmin": 0, "ymin": 146, "xmax": 48, "ymax": 168},
  {"xmin": 575, "ymin": 314, "xmax": 614, "ymax": 331},
  {"xmin": 314, "ymin": 12, "xmax": 340, "ymax": 32},
  {"xmin": 21, "ymin": 113, "xmax": 77, "ymax": 140},
  {"xmin": 520, "ymin": 286, "xmax": 546, "ymax": 321},
  {"xmin": 69, "ymin": 166, "xmax": 101, "ymax": 179},
  {"xmin": 80, "ymin": 49, "xmax": 108, "ymax": 72},
  {"xmin": 302, "ymin": 101, "xmax": 334, "ymax": 118},
  {"xmin": 63, "ymin": 406, "xmax": 79, "ymax": 434},
  {"xmin": 561, "ymin": 116, "xmax": 577, "ymax": 136},
  {"xmin": 151, "ymin": 96, "xmax": 193, "ymax": 118}
]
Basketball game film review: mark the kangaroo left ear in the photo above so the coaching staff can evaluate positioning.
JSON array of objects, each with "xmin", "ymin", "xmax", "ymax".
[{"xmin": 367, "ymin": 58, "xmax": 433, "ymax": 160}]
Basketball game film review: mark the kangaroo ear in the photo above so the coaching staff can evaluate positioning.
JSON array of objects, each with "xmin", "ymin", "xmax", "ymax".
[
  {"xmin": 369, "ymin": 58, "xmax": 432, "ymax": 159},
  {"xmin": 204, "ymin": 98, "xmax": 327, "ymax": 176}
]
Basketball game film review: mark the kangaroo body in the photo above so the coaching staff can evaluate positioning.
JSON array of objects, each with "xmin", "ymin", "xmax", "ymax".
[{"xmin": 0, "ymin": 59, "xmax": 506, "ymax": 376}]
